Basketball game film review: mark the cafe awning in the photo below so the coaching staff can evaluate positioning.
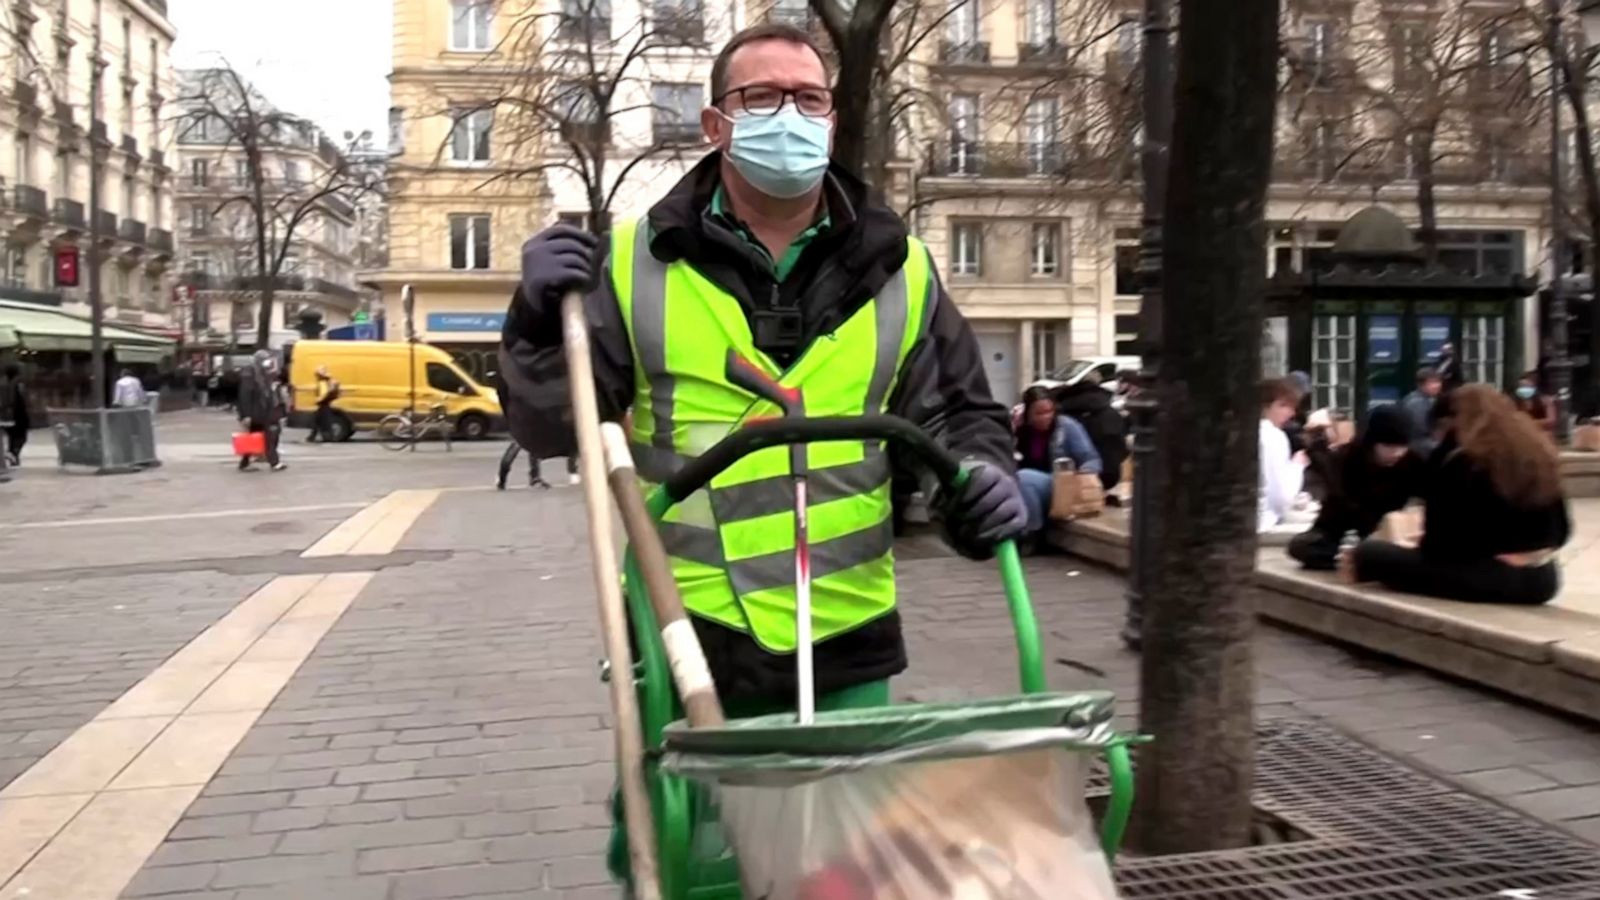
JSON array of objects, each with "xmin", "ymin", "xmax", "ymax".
[{"xmin": 0, "ymin": 300, "xmax": 175, "ymax": 357}]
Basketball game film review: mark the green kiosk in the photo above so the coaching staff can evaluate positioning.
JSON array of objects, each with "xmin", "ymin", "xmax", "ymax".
[{"xmin": 1265, "ymin": 206, "xmax": 1533, "ymax": 417}]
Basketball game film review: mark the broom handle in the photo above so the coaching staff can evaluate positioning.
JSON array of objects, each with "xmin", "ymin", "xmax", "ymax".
[
  {"xmin": 599, "ymin": 423, "xmax": 726, "ymax": 728},
  {"xmin": 561, "ymin": 292, "xmax": 661, "ymax": 900}
]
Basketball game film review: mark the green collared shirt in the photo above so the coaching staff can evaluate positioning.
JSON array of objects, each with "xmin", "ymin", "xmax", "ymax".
[{"xmin": 709, "ymin": 186, "xmax": 831, "ymax": 282}]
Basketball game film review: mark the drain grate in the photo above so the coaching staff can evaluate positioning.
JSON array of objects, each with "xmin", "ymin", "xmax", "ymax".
[
  {"xmin": 1117, "ymin": 841, "xmax": 1600, "ymax": 899},
  {"xmin": 1098, "ymin": 717, "xmax": 1600, "ymax": 896},
  {"xmin": 1267, "ymin": 792, "xmax": 1600, "ymax": 875},
  {"xmin": 1253, "ymin": 718, "xmax": 1454, "ymax": 810}
]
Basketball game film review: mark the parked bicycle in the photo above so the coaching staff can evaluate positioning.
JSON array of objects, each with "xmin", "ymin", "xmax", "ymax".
[{"xmin": 377, "ymin": 404, "xmax": 453, "ymax": 452}]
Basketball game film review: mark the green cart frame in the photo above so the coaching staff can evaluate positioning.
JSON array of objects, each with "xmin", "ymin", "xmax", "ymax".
[{"xmin": 614, "ymin": 414, "xmax": 1136, "ymax": 899}]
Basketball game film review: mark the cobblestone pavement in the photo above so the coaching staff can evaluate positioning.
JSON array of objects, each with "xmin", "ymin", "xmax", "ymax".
[
  {"xmin": 4, "ymin": 428, "xmax": 1599, "ymax": 899},
  {"xmin": 120, "ymin": 488, "xmax": 1600, "ymax": 899}
]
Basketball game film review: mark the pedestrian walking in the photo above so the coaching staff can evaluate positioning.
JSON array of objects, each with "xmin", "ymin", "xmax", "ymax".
[
  {"xmin": 495, "ymin": 440, "xmax": 549, "ymax": 490},
  {"xmin": 1401, "ymin": 366, "xmax": 1443, "ymax": 455},
  {"xmin": 309, "ymin": 365, "xmax": 341, "ymax": 442},
  {"xmin": 2, "ymin": 364, "xmax": 29, "ymax": 466},
  {"xmin": 112, "ymin": 368, "xmax": 148, "ymax": 408},
  {"xmin": 236, "ymin": 350, "xmax": 287, "ymax": 472}
]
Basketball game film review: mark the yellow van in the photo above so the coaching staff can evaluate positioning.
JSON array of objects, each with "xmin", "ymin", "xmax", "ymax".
[{"xmin": 284, "ymin": 340, "xmax": 503, "ymax": 441}]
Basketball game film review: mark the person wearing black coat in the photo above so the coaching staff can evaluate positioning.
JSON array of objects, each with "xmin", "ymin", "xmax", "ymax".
[
  {"xmin": 1287, "ymin": 405, "xmax": 1424, "ymax": 570},
  {"xmin": 1053, "ymin": 379, "xmax": 1127, "ymax": 490},
  {"xmin": 2, "ymin": 364, "xmax": 29, "ymax": 465}
]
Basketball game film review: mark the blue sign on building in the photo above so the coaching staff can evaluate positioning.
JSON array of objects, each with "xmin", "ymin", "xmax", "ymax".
[
  {"xmin": 427, "ymin": 312, "xmax": 506, "ymax": 333},
  {"xmin": 1419, "ymin": 316, "xmax": 1452, "ymax": 363},
  {"xmin": 1368, "ymin": 315, "xmax": 1401, "ymax": 363}
]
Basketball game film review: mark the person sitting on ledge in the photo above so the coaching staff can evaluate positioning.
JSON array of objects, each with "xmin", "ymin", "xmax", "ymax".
[
  {"xmin": 1287, "ymin": 405, "xmax": 1424, "ymax": 571},
  {"xmin": 1343, "ymin": 385, "xmax": 1571, "ymax": 605},
  {"xmin": 1013, "ymin": 385, "xmax": 1102, "ymax": 538}
]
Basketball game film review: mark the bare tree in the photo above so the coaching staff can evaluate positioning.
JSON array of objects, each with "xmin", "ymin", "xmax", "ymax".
[
  {"xmin": 175, "ymin": 65, "xmax": 382, "ymax": 348},
  {"xmin": 1277, "ymin": 2, "xmax": 1539, "ymax": 260},
  {"xmin": 810, "ymin": 0, "xmax": 902, "ymax": 178},
  {"xmin": 444, "ymin": 0, "xmax": 721, "ymax": 235}
]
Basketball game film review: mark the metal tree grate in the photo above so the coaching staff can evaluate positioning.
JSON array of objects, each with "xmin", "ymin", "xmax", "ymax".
[
  {"xmin": 1117, "ymin": 841, "xmax": 1600, "ymax": 899},
  {"xmin": 1101, "ymin": 717, "xmax": 1600, "ymax": 897}
]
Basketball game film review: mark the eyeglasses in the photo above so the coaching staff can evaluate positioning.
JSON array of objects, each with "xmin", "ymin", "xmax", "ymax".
[{"xmin": 715, "ymin": 84, "xmax": 833, "ymax": 117}]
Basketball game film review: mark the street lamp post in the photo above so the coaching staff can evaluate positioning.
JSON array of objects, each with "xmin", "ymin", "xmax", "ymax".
[
  {"xmin": 1124, "ymin": 0, "xmax": 1174, "ymax": 648},
  {"xmin": 87, "ymin": 30, "xmax": 107, "ymax": 407},
  {"xmin": 1550, "ymin": 0, "xmax": 1574, "ymax": 444}
]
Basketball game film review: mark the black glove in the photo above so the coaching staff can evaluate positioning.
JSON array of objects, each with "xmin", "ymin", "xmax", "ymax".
[
  {"xmin": 519, "ymin": 225, "xmax": 599, "ymax": 316},
  {"xmin": 942, "ymin": 461, "xmax": 1027, "ymax": 559}
]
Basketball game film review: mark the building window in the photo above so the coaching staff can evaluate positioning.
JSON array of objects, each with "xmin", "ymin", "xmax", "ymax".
[
  {"xmin": 1462, "ymin": 315, "xmax": 1504, "ymax": 387},
  {"xmin": 1115, "ymin": 314, "xmax": 1140, "ymax": 355},
  {"xmin": 450, "ymin": 0, "xmax": 493, "ymax": 51},
  {"xmin": 1032, "ymin": 321, "xmax": 1064, "ymax": 377},
  {"xmin": 233, "ymin": 158, "xmax": 249, "ymax": 187},
  {"xmin": 1305, "ymin": 19, "xmax": 1335, "ymax": 81},
  {"xmin": 1024, "ymin": 98, "xmax": 1060, "ymax": 175},
  {"xmin": 14, "ymin": 132, "xmax": 31, "ymax": 186},
  {"xmin": 770, "ymin": 0, "xmax": 809, "ymax": 26},
  {"xmin": 123, "ymin": 176, "xmax": 136, "ymax": 219},
  {"xmin": 190, "ymin": 158, "xmax": 208, "ymax": 187},
  {"xmin": 1114, "ymin": 228, "xmax": 1140, "ymax": 296},
  {"xmin": 946, "ymin": 0, "xmax": 979, "ymax": 46},
  {"xmin": 450, "ymin": 108, "xmax": 493, "ymax": 163},
  {"xmin": 388, "ymin": 107, "xmax": 406, "ymax": 156},
  {"xmin": 189, "ymin": 204, "xmax": 209, "ymax": 235},
  {"xmin": 951, "ymin": 222, "xmax": 982, "ymax": 276},
  {"xmin": 1029, "ymin": 223, "xmax": 1062, "ymax": 277},
  {"xmin": 1114, "ymin": 15, "xmax": 1139, "ymax": 66},
  {"xmin": 55, "ymin": 148, "xmax": 71, "ymax": 198},
  {"xmin": 651, "ymin": 83, "xmax": 703, "ymax": 144},
  {"xmin": 651, "ymin": 0, "xmax": 704, "ymax": 43},
  {"xmin": 190, "ymin": 250, "xmax": 212, "ymax": 275},
  {"xmin": 283, "ymin": 159, "xmax": 302, "ymax": 185},
  {"xmin": 1312, "ymin": 314, "xmax": 1357, "ymax": 413},
  {"xmin": 559, "ymin": 0, "xmax": 612, "ymax": 40},
  {"xmin": 1435, "ymin": 229, "xmax": 1519, "ymax": 276},
  {"xmin": 450, "ymin": 214, "xmax": 491, "ymax": 270},
  {"xmin": 948, "ymin": 93, "xmax": 979, "ymax": 175},
  {"xmin": 1023, "ymin": 0, "xmax": 1056, "ymax": 47}
]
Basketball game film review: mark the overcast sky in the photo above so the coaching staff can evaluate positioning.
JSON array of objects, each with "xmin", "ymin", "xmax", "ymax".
[{"xmin": 168, "ymin": 0, "xmax": 391, "ymax": 145}]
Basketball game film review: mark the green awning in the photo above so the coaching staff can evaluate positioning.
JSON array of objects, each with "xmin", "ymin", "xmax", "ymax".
[
  {"xmin": 0, "ymin": 300, "xmax": 174, "ymax": 355},
  {"xmin": 0, "ymin": 325, "xmax": 17, "ymax": 350}
]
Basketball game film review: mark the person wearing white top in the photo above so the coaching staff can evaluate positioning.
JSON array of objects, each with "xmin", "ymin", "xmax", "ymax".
[
  {"xmin": 1259, "ymin": 377, "xmax": 1309, "ymax": 532},
  {"xmin": 112, "ymin": 370, "xmax": 148, "ymax": 408}
]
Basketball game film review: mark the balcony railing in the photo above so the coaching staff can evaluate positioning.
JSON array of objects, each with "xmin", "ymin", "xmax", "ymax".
[
  {"xmin": 321, "ymin": 194, "xmax": 355, "ymax": 220},
  {"xmin": 938, "ymin": 41, "xmax": 991, "ymax": 65},
  {"xmin": 13, "ymin": 79, "xmax": 38, "ymax": 110},
  {"xmin": 651, "ymin": 7, "xmax": 705, "ymax": 42},
  {"xmin": 652, "ymin": 121, "xmax": 703, "ymax": 145},
  {"xmin": 13, "ymin": 184, "xmax": 48, "ymax": 218},
  {"xmin": 1273, "ymin": 152, "xmax": 1546, "ymax": 188},
  {"xmin": 768, "ymin": 5, "xmax": 812, "ymax": 26},
  {"xmin": 53, "ymin": 198, "xmax": 85, "ymax": 229},
  {"xmin": 1285, "ymin": 55, "xmax": 1358, "ymax": 90},
  {"xmin": 119, "ymin": 218, "xmax": 146, "ymax": 245},
  {"xmin": 121, "ymin": 134, "xmax": 140, "ymax": 158},
  {"xmin": 557, "ymin": 13, "xmax": 611, "ymax": 40},
  {"xmin": 0, "ymin": 280, "xmax": 64, "ymax": 307},
  {"xmin": 149, "ymin": 227, "xmax": 173, "ymax": 255},
  {"xmin": 560, "ymin": 120, "xmax": 611, "ymax": 146},
  {"xmin": 94, "ymin": 209, "xmax": 117, "ymax": 236},
  {"xmin": 90, "ymin": 119, "xmax": 110, "ymax": 146},
  {"xmin": 925, "ymin": 140, "xmax": 1076, "ymax": 178},
  {"xmin": 1018, "ymin": 40, "xmax": 1069, "ymax": 64},
  {"xmin": 150, "ymin": 148, "xmax": 165, "ymax": 169}
]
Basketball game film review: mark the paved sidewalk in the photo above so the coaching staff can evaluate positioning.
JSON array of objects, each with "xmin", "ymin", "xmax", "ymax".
[
  {"xmin": 4, "ymin": 445, "xmax": 1599, "ymax": 899},
  {"xmin": 118, "ymin": 490, "xmax": 1600, "ymax": 899}
]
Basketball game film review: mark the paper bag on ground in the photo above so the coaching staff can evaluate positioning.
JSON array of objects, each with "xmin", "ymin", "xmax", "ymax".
[{"xmin": 1050, "ymin": 472, "xmax": 1105, "ymax": 520}]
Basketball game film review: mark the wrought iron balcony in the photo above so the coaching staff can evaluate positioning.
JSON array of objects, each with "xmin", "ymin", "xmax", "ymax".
[
  {"xmin": 90, "ymin": 119, "xmax": 110, "ymax": 146},
  {"xmin": 121, "ymin": 134, "xmax": 140, "ymax": 158},
  {"xmin": 119, "ymin": 218, "xmax": 146, "ymax": 245},
  {"xmin": 150, "ymin": 148, "xmax": 166, "ymax": 169},
  {"xmin": 13, "ymin": 184, "xmax": 48, "ymax": 219},
  {"xmin": 556, "ymin": 13, "xmax": 611, "ymax": 40},
  {"xmin": 13, "ymin": 79, "xmax": 38, "ymax": 110},
  {"xmin": 1018, "ymin": 40, "xmax": 1069, "ymax": 65},
  {"xmin": 938, "ymin": 41, "xmax": 991, "ymax": 65},
  {"xmin": 53, "ymin": 198, "xmax": 85, "ymax": 229},
  {"xmin": 925, "ymin": 140, "xmax": 1073, "ymax": 178},
  {"xmin": 94, "ymin": 209, "xmax": 117, "ymax": 236},
  {"xmin": 149, "ymin": 227, "xmax": 173, "ymax": 255},
  {"xmin": 652, "ymin": 121, "xmax": 703, "ymax": 145}
]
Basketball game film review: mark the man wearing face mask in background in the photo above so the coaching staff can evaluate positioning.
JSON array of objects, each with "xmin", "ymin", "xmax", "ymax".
[{"xmin": 498, "ymin": 23, "xmax": 1022, "ymax": 710}]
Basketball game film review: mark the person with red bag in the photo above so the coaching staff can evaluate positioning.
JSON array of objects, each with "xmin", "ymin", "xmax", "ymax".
[{"xmin": 236, "ymin": 350, "xmax": 287, "ymax": 472}]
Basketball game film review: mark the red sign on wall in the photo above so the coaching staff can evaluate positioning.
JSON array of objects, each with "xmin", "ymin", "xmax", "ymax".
[{"xmin": 54, "ymin": 247, "xmax": 80, "ymax": 287}]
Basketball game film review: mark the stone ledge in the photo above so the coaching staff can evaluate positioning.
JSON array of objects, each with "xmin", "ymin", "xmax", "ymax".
[
  {"xmin": 1561, "ymin": 452, "xmax": 1600, "ymax": 498},
  {"xmin": 1050, "ymin": 517, "xmax": 1600, "ymax": 722}
]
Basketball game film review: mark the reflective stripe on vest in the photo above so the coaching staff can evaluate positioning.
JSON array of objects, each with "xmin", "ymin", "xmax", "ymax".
[{"xmin": 613, "ymin": 218, "xmax": 933, "ymax": 653}]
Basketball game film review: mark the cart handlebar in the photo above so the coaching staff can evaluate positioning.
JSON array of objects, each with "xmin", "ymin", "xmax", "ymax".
[{"xmin": 660, "ymin": 415, "xmax": 964, "ymax": 503}]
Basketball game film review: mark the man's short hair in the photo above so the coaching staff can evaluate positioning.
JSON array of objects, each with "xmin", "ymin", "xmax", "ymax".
[
  {"xmin": 1259, "ymin": 377, "xmax": 1301, "ymax": 408},
  {"xmin": 709, "ymin": 23, "xmax": 830, "ymax": 102},
  {"xmin": 1416, "ymin": 366, "xmax": 1440, "ymax": 385}
]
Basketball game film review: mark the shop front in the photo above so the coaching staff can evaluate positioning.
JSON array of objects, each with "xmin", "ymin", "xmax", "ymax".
[{"xmin": 0, "ymin": 300, "xmax": 177, "ymax": 416}]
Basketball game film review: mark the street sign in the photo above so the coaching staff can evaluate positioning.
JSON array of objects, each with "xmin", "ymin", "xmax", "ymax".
[{"xmin": 353, "ymin": 311, "xmax": 370, "ymax": 323}]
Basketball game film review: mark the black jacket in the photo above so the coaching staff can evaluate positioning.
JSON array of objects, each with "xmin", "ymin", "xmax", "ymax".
[
  {"xmin": 1054, "ymin": 382, "xmax": 1127, "ymax": 488},
  {"xmin": 1310, "ymin": 431, "xmax": 1425, "ymax": 539},
  {"xmin": 498, "ymin": 154, "xmax": 1012, "ymax": 703}
]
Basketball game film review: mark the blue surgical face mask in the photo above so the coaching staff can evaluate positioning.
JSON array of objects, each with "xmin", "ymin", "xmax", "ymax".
[
  {"xmin": 721, "ymin": 107, "xmax": 832, "ymax": 199},
  {"xmin": 1516, "ymin": 385, "xmax": 1537, "ymax": 400}
]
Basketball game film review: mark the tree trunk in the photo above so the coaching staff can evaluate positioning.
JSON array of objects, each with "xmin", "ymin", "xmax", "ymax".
[
  {"xmin": 1133, "ymin": 0, "xmax": 1279, "ymax": 856},
  {"xmin": 831, "ymin": 27, "xmax": 877, "ymax": 179},
  {"xmin": 251, "ymin": 147, "xmax": 274, "ymax": 350},
  {"xmin": 1415, "ymin": 131, "xmax": 1439, "ymax": 265},
  {"xmin": 1561, "ymin": 64, "xmax": 1600, "ymax": 417}
]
